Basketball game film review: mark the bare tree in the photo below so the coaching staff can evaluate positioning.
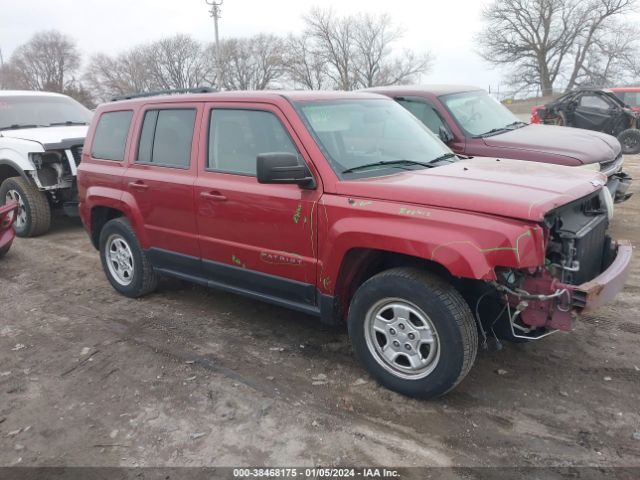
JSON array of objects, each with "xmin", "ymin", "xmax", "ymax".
[
  {"xmin": 303, "ymin": 7, "xmax": 358, "ymax": 90},
  {"xmin": 7, "ymin": 30, "xmax": 80, "ymax": 92},
  {"xmin": 478, "ymin": 0, "xmax": 637, "ymax": 96},
  {"xmin": 147, "ymin": 34, "xmax": 216, "ymax": 90},
  {"xmin": 285, "ymin": 34, "xmax": 328, "ymax": 90},
  {"xmin": 218, "ymin": 34, "xmax": 287, "ymax": 90},
  {"xmin": 84, "ymin": 48, "xmax": 160, "ymax": 102},
  {"xmin": 576, "ymin": 21, "xmax": 640, "ymax": 86},
  {"xmin": 299, "ymin": 8, "xmax": 432, "ymax": 91},
  {"xmin": 352, "ymin": 13, "xmax": 432, "ymax": 88},
  {"xmin": 565, "ymin": 0, "xmax": 637, "ymax": 90}
]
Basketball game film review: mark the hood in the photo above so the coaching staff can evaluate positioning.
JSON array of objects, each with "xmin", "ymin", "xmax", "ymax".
[
  {"xmin": 0, "ymin": 125, "xmax": 88, "ymax": 149},
  {"xmin": 336, "ymin": 157, "xmax": 606, "ymax": 222},
  {"xmin": 482, "ymin": 124, "xmax": 620, "ymax": 165}
]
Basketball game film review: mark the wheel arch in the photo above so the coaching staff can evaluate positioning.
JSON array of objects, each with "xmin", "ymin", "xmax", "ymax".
[
  {"xmin": 330, "ymin": 248, "xmax": 455, "ymax": 324},
  {"xmin": 89, "ymin": 206, "xmax": 125, "ymax": 250},
  {"xmin": 0, "ymin": 159, "xmax": 31, "ymax": 185}
]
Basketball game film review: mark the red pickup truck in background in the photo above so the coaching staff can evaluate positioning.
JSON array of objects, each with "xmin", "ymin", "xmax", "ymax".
[{"xmin": 78, "ymin": 90, "xmax": 632, "ymax": 399}]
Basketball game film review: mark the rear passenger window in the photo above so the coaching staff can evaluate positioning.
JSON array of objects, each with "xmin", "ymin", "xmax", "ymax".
[
  {"xmin": 91, "ymin": 110, "xmax": 133, "ymax": 161},
  {"xmin": 136, "ymin": 109, "xmax": 196, "ymax": 168},
  {"xmin": 208, "ymin": 109, "xmax": 299, "ymax": 175}
]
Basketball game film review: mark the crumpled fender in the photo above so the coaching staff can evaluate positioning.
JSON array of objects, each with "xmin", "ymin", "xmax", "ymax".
[{"xmin": 316, "ymin": 196, "xmax": 546, "ymax": 294}]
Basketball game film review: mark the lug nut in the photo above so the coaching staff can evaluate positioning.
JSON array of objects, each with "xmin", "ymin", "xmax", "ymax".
[
  {"xmin": 398, "ymin": 323, "xmax": 405, "ymax": 330},
  {"xmin": 408, "ymin": 333, "xmax": 415, "ymax": 340},
  {"xmin": 404, "ymin": 344, "xmax": 412, "ymax": 351},
  {"xmin": 389, "ymin": 328, "xmax": 396, "ymax": 335},
  {"xmin": 393, "ymin": 340, "xmax": 400, "ymax": 347}
]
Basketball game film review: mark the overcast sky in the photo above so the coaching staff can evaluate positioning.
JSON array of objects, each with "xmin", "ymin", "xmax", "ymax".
[{"xmin": 0, "ymin": 0, "xmax": 504, "ymax": 90}]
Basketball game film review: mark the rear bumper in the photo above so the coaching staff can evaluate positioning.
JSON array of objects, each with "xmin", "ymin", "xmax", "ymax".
[
  {"xmin": 0, "ymin": 202, "xmax": 17, "ymax": 253},
  {"xmin": 569, "ymin": 239, "xmax": 633, "ymax": 312}
]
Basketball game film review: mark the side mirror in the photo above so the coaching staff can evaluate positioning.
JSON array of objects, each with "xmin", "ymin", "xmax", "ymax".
[
  {"xmin": 257, "ymin": 152, "xmax": 316, "ymax": 188},
  {"xmin": 438, "ymin": 125, "xmax": 454, "ymax": 143}
]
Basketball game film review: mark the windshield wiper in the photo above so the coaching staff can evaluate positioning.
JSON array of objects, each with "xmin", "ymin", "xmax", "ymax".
[
  {"xmin": 505, "ymin": 120, "xmax": 527, "ymax": 129},
  {"xmin": 0, "ymin": 124, "xmax": 43, "ymax": 131},
  {"xmin": 475, "ymin": 121, "xmax": 528, "ymax": 138},
  {"xmin": 48, "ymin": 121, "xmax": 88, "ymax": 126},
  {"xmin": 429, "ymin": 152, "xmax": 458, "ymax": 164},
  {"xmin": 342, "ymin": 159, "xmax": 433, "ymax": 174},
  {"xmin": 474, "ymin": 127, "xmax": 509, "ymax": 138}
]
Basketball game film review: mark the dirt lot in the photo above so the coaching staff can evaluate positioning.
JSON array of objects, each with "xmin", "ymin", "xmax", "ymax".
[{"xmin": 0, "ymin": 159, "xmax": 639, "ymax": 473}]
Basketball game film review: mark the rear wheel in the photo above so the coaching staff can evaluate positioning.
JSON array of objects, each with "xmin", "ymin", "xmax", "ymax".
[
  {"xmin": 617, "ymin": 128, "xmax": 640, "ymax": 154},
  {"xmin": 0, "ymin": 244, "xmax": 10, "ymax": 258},
  {"xmin": 99, "ymin": 217, "xmax": 157, "ymax": 298},
  {"xmin": 0, "ymin": 177, "xmax": 51, "ymax": 237},
  {"xmin": 348, "ymin": 268, "xmax": 478, "ymax": 399}
]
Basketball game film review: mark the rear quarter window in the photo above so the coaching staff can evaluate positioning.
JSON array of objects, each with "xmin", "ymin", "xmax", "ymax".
[{"xmin": 91, "ymin": 110, "xmax": 133, "ymax": 161}]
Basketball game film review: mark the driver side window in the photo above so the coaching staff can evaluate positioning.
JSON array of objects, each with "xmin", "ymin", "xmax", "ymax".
[
  {"xmin": 579, "ymin": 95, "xmax": 610, "ymax": 110},
  {"xmin": 396, "ymin": 99, "xmax": 445, "ymax": 134},
  {"xmin": 207, "ymin": 109, "xmax": 299, "ymax": 176}
]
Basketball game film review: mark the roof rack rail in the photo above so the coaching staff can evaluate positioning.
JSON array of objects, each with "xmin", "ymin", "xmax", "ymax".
[{"xmin": 111, "ymin": 87, "xmax": 217, "ymax": 102}]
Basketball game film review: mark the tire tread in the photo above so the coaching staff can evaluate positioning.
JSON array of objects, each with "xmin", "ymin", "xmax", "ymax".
[{"xmin": 0, "ymin": 177, "xmax": 51, "ymax": 237}]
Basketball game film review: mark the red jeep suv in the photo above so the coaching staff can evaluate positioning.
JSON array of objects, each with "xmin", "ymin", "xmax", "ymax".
[{"xmin": 78, "ymin": 90, "xmax": 632, "ymax": 399}]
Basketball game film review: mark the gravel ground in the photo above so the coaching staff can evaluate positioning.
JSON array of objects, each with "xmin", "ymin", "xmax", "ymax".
[{"xmin": 0, "ymin": 157, "xmax": 639, "ymax": 474}]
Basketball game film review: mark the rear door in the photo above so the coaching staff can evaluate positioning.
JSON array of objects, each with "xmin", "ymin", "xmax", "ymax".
[
  {"xmin": 194, "ymin": 102, "xmax": 321, "ymax": 310},
  {"xmin": 123, "ymin": 103, "xmax": 202, "ymax": 272}
]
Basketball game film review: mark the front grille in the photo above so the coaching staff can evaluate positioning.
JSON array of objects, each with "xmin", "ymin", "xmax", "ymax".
[
  {"xmin": 572, "ymin": 215, "xmax": 608, "ymax": 284},
  {"xmin": 71, "ymin": 146, "xmax": 83, "ymax": 166}
]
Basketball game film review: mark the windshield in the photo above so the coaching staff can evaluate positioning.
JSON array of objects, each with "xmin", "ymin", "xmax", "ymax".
[
  {"xmin": 440, "ymin": 90, "xmax": 522, "ymax": 137},
  {"xmin": 296, "ymin": 99, "xmax": 454, "ymax": 178},
  {"xmin": 0, "ymin": 95, "xmax": 92, "ymax": 131}
]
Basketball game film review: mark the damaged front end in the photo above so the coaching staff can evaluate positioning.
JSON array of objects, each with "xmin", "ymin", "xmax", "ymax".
[
  {"xmin": 28, "ymin": 145, "xmax": 82, "ymax": 215},
  {"xmin": 488, "ymin": 189, "xmax": 632, "ymax": 340}
]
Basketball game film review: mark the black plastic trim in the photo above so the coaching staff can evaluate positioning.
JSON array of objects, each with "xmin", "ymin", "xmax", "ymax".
[{"xmin": 147, "ymin": 247, "xmax": 334, "ymax": 319}]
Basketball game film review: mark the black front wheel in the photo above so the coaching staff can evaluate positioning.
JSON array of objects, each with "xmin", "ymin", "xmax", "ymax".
[
  {"xmin": 0, "ymin": 177, "xmax": 51, "ymax": 237},
  {"xmin": 348, "ymin": 268, "xmax": 478, "ymax": 399},
  {"xmin": 617, "ymin": 129, "xmax": 640, "ymax": 154}
]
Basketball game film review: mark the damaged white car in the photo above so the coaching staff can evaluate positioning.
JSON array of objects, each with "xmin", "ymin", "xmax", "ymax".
[{"xmin": 0, "ymin": 91, "xmax": 91, "ymax": 236}]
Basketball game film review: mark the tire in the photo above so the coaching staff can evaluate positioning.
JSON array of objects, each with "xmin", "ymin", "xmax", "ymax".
[
  {"xmin": 99, "ymin": 217, "xmax": 157, "ymax": 298},
  {"xmin": 348, "ymin": 267, "xmax": 478, "ymax": 399},
  {"xmin": 0, "ymin": 177, "xmax": 51, "ymax": 237},
  {"xmin": 617, "ymin": 128, "xmax": 640, "ymax": 154},
  {"xmin": 0, "ymin": 244, "xmax": 10, "ymax": 259}
]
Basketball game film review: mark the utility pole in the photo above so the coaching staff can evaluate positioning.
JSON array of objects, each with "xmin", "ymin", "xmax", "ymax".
[
  {"xmin": 206, "ymin": 0, "xmax": 223, "ymax": 58},
  {"xmin": 206, "ymin": 0, "xmax": 223, "ymax": 88}
]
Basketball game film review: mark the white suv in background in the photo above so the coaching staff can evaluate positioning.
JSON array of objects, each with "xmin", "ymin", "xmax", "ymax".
[{"xmin": 0, "ymin": 91, "xmax": 91, "ymax": 236}]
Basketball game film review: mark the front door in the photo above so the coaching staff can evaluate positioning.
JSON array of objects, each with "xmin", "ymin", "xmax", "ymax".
[
  {"xmin": 573, "ymin": 93, "xmax": 615, "ymax": 131},
  {"xmin": 194, "ymin": 103, "xmax": 321, "ymax": 310},
  {"xmin": 123, "ymin": 104, "xmax": 202, "ymax": 271}
]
